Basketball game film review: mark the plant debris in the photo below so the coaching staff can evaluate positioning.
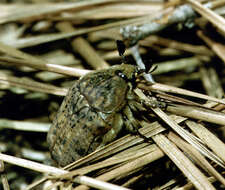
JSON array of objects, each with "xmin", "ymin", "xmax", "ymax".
[{"xmin": 0, "ymin": 0, "xmax": 225, "ymax": 190}]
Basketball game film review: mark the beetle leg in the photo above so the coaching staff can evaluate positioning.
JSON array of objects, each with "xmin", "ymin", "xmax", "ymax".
[
  {"xmin": 123, "ymin": 105, "xmax": 139, "ymax": 133},
  {"xmin": 126, "ymin": 83, "xmax": 137, "ymax": 100},
  {"xmin": 139, "ymin": 94, "xmax": 167, "ymax": 109},
  {"xmin": 126, "ymin": 83, "xmax": 164, "ymax": 110},
  {"xmin": 100, "ymin": 113, "xmax": 124, "ymax": 146},
  {"xmin": 123, "ymin": 105, "xmax": 150, "ymax": 142},
  {"xmin": 128, "ymin": 100, "xmax": 146, "ymax": 112}
]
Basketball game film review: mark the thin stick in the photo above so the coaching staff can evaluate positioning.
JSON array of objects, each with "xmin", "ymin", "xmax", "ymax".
[
  {"xmin": 0, "ymin": 153, "xmax": 66, "ymax": 175},
  {"xmin": 168, "ymin": 132, "xmax": 225, "ymax": 186},
  {"xmin": 138, "ymin": 82, "xmax": 225, "ymax": 105},
  {"xmin": 1, "ymin": 174, "xmax": 10, "ymax": 190},
  {"xmin": 0, "ymin": 72, "xmax": 68, "ymax": 96},
  {"xmin": 141, "ymin": 35, "xmax": 213, "ymax": 55},
  {"xmin": 0, "ymin": 56, "xmax": 90, "ymax": 77},
  {"xmin": 0, "ymin": 119, "xmax": 50, "ymax": 132},
  {"xmin": 199, "ymin": 66, "xmax": 224, "ymax": 98},
  {"xmin": 135, "ymin": 89, "xmax": 225, "ymax": 168},
  {"xmin": 73, "ymin": 147, "xmax": 164, "ymax": 190},
  {"xmin": 153, "ymin": 134, "xmax": 216, "ymax": 190},
  {"xmin": 151, "ymin": 56, "xmax": 204, "ymax": 75},
  {"xmin": 0, "ymin": 153, "xmax": 130, "ymax": 190},
  {"xmin": 166, "ymin": 104, "xmax": 225, "ymax": 126},
  {"xmin": 153, "ymin": 106, "xmax": 225, "ymax": 168},
  {"xmin": 0, "ymin": 0, "xmax": 122, "ymax": 24},
  {"xmin": 58, "ymin": 144, "xmax": 158, "ymax": 179},
  {"xmin": 197, "ymin": 30, "xmax": 225, "ymax": 64},
  {"xmin": 121, "ymin": 4, "xmax": 196, "ymax": 45},
  {"xmin": 56, "ymin": 22, "xmax": 109, "ymax": 70},
  {"xmin": 186, "ymin": 121, "xmax": 225, "ymax": 163},
  {"xmin": 0, "ymin": 161, "xmax": 10, "ymax": 190},
  {"xmin": 208, "ymin": 0, "xmax": 225, "ymax": 9},
  {"xmin": 176, "ymin": 177, "xmax": 216, "ymax": 190},
  {"xmin": 187, "ymin": 0, "xmax": 225, "ymax": 34},
  {"xmin": 5, "ymin": 9, "xmax": 172, "ymax": 48}
]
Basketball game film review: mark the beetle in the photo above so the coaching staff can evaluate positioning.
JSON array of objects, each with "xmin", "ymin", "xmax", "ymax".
[{"xmin": 47, "ymin": 42, "xmax": 157, "ymax": 166}]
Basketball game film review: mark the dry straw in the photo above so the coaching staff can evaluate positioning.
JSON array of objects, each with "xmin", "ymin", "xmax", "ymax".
[{"xmin": 0, "ymin": 0, "xmax": 224, "ymax": 190}]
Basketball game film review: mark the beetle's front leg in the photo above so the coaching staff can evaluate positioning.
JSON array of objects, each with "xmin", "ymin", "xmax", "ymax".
[
  {"xmin": 127, "ymin": 84, "xmax": 165, "ymax": 110},
  {"xmin": 141, "ymin": 96, "xmax": 166, "ymax": 109},
  {"xmin": 127, "ymin": 99, "xmax": 146, "ymax": 112},
  {"xmin": 123, "ymin": 105, "xmax": 139, "ymax": 134},
  {"xmin": 123, "ymin": 105, "xmax": 150, "ymax": 142},
  {"xmin": 100, "ymin": 113, "xmax": 124, "ymax": 146}
]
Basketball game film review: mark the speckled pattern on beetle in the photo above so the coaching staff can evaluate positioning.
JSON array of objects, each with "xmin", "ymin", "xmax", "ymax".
[{"xmin": 47, "ymin": 64, "xmax": 148, "ymax": 166}]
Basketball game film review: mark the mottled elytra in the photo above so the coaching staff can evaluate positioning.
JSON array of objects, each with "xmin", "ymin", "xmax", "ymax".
[{"xmin": 47, "ymin": 42, "xmax": 149, "ymax": 166}]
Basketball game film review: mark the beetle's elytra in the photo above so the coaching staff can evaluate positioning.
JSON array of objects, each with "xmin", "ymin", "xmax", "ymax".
[{"xmin": 47, "ymin": 63, "xmax": 149, "ymax": 166}]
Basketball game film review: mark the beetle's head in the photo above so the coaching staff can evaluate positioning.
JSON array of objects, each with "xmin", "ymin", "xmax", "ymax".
[
  {"xmin": 115, "ymin": 40, "xmax": 155, "ymax": 85},
  {"xmin": 113, "ymin": 64, "xmax": 145, "ymax": 86}
]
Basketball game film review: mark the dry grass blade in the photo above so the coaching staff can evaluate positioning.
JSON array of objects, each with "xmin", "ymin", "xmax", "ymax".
[
  {"xmin": 44, "ymin": 181, "xmax": 64, "ymax": 190},
  {"xmin": 152, "ymin": 133, "xmax": 216, "ymax": 190},
  {"xmin": 151, "ymin": 56, "xmax": 205, "ymax": 75},
  {"xmin": 0, "ymin": 72, "xmax": 67, "ymax": 96},
  {"xmin": 0, "ymin": 41, "xmax": 46, "ymax": 63},
  {"xmin": 0, "ymin": 56, "xmax": 90, "ymax": 77},
  {"xmin": 0, "ymin": 153, "xmax": 66, "ymax": 175},
  {"xmin": 0, "ymin": 161, "xmax": 10, "ymax": 190},
  {"xmin": 1, "ymin": 173, "xmax": 10, "ymax": 190},
  {"xmin": 0, "ymin": 160, "xmax": 4, "ymax": 173},
  {"xmin": 186, "ymin": 121, "xmax": 225, "ymax": 163},
  {"xmin": 176, "ymin": 177, "xmax": 216, "ymax": 190},
  {"xmin": 141, "ymin": 35, "xmax": 213, "ymax": 55},
  {"xmin": 168, "ymin": 132, "xmax": 225, "ymax": 186},
  {"xmin": 73, "ymin": 146, "xmax": 164, "ymax": 190},
  {"xmin": 209, "ymin": 0, "xmax": 225, "ymax": 9},
  {"xmin": 74, "ymin": 176, "xmax": 130, "ymax": 190},
  {"xmin": 135, "ymin": 89, "xmax": 225, "ymax": 168},
  {"xmin": 187, "ymin": 0, "xmax": 225, "ymax": 34},
  {"xmin": 0, "ymin": 153, "xmax": 129, "ymax": 190},
  {"xmin": 1, "ymin": 0, "xmax": 225, "ymax": 189},
  {"xmin": 0, "ymin": 119, "xmax": 50, "ymax": 132},
  {"xmin": 154, "ymin": 107, "xmax": 225, "ymax": 168},
  {"xmin": 4, "ymin": 8, "xmax": 172, "ymax": 49},
  {"xmin": 59, "ymin": 144, "xmax": 161, "ymax": 179},
  {"xmin": 56, "ymin": 22, "xmax": 109, "ymax": 70},
  {"xmin": 0, "ymin": 0, "xmax": 121, "ymax": 24},
  {"xmin": 25, "ymin": 178, "xmax": 48, "ymax": 190},
  {"xmin": 166, "ymin": 104, "xmax": 225, "ymax": 125},
  {"xmin": 197, "ymin": 30, "xmax": 225, "ymax": 64},
  {"xmin": 54, "ymin": 2, "xmax": 162, "ymax": 20},
  {"xmin": 4, "ymin": 26, "xmax": 112, "ymax": 49},
  {"xmin": 138, "ymin": 82, "xmax": 225, "ymax": 105},
  {"xmin": 200, "ymin": 66, "xmax": 224, "ymax": 98},
  {"xmin": 0, "ymin": 45, "xmax": 91, "ymax": 77}
]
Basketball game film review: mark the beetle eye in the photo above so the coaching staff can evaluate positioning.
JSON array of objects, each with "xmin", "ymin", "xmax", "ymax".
[{"xmin": 115, "ymin": 70, "xmax": 128, "ymax": 81}]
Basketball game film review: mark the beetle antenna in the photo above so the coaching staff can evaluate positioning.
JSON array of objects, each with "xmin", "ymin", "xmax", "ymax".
[
  {"xmin": 116, "ymin": 40, "xmax": 127, "ymax": 63},
  {"xmin": 148, "ymin": 65, "xmax": 158, "ymax": 74}
]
